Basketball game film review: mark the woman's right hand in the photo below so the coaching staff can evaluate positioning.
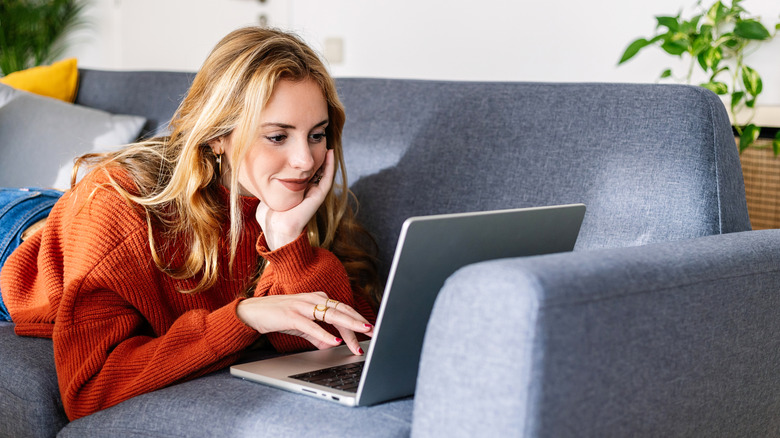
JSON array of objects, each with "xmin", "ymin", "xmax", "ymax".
[{"xmin": 236, "ymin": 291, "xmax": 374, "ymax": 355}]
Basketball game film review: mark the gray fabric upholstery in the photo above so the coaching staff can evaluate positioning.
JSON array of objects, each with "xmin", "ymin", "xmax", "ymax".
[
  {"xmin": 413, "ymin": 229, "xmax": 780, "ymax": 437},
  {"xmin": 0, "ymin": 84, "xmax": 146, "ymax": 189},
  {"xmin": 336, "ymin": 79, "xmax": 749, "ymax": 277},
  {"xmin": 60, "ymin": 369, "xmax": 413, "ymax": 437},
  {"xmin": 75, "ymin": 69, "xmax": 194, "ymax": 138},
  {"xmin": 0, "ymin": 70, "xmax": 759, "ymax": 437},
  {"xmin": 0, "ymin": 323, "xmax": 66, "ymax": 438}
]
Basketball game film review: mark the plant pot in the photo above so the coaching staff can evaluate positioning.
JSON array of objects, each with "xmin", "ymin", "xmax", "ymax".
[{"xmin": 738, "ymin": 138, "xmax": 780, "ymax": 230}]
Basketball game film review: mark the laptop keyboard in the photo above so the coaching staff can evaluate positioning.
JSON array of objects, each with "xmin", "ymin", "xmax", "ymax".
[{"xmin": 289, "ymin": 362, "xmax": 364, "ymax": 393}]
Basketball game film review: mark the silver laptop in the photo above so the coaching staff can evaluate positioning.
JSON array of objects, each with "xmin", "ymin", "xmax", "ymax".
[{"xmin": 230, "ymin": 203, "xmax": 586, "ymax": 406}]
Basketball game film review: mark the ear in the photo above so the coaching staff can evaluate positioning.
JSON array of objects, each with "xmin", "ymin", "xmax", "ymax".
[{"xmin": 208, "ymin": 136, "xmax": 226, "ymax": 155}]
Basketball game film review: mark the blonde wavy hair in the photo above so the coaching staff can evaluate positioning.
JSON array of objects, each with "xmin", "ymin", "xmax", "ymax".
[{"xmin": 74, "ymin": 27, "xmax": 380, "ymax": 306}]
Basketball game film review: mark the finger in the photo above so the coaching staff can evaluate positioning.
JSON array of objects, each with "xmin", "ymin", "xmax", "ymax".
[
  {"xmin": 304, "ymin": 150, "xmax": 335, "ymax": 200},
  {"xmin": 308, "ymin": 291, "xmax": 328, "ymax": 301},
  {"xmin": 318, "ymin": 307, "xmax": 365, "ymax": 355},
  {"xmin": 319, "ymin": 149, "xmax": 336, "ymax": 191},
  {"xmin": 294, "ymin": 318, "xmax": 343, "ymax": 349},
  {"xmin": 334, "ymin": 326, "xmax": 362, "ymax": 355},
  {"xmin": 329, "ymin": 302, "xmax": 373, "ymax": 333},
  {"xmin": 312, "ymin": 297, "xmax": 372, "ymax": 328},
  {"xmin": 320, "ymin": 306, "xmax": 373, "ymax": 336},
  {"xmin": 300, "ymin": 333, "xmax": 339, "ymax": 351}
]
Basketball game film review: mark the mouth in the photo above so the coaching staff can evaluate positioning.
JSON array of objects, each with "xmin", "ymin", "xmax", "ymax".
[{"xmin": 277, "ymin": 177, "xmax": 310, "ymax": 192}]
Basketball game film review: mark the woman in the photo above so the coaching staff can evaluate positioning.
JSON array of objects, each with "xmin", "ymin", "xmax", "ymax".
[{"xmin": 0, "ymin": 27, "xmax": 379, "ymax": 420}]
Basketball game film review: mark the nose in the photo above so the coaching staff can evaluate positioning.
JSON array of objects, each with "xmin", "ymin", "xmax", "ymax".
[{"xmin": 288, "ymin": 136, "xmax": 315, "ymax": 170}]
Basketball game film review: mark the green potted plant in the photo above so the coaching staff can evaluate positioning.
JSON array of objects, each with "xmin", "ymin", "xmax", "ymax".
[
  {"xmin": 0, "ymin": 0, "xmax": 88, "ymax": 76},
  {"xmin": 618, "ymin": 0, "xmax": 779, "ymax": 154}
]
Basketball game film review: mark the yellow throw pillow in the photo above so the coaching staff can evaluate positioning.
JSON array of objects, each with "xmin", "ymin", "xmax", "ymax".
[{"xmin": 0, "ymin": 58, "xmax": 79, "ymax": 103}]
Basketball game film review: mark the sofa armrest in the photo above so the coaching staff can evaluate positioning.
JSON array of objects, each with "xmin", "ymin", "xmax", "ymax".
[{"xmin": 412, "ymin": 230, "xmax": 780, "ymax": 437}]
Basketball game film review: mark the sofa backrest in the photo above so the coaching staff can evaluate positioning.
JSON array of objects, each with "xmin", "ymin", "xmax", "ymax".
[
  {"xmin": 74, "ymin": 71, "xmax": 751, "ymax": 277},
  {"xmin": 76, "ymin": 69, "xmax": 194, "ymax": 138},
  {"xmin": 336, "ymin": 79, "xmax": 750, "ymax": 275}
]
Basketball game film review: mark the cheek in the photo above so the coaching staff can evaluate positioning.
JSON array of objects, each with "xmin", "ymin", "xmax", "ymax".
[{"xmin": 237, "ymin": 149, "xmax": 276, "ymax": 194}]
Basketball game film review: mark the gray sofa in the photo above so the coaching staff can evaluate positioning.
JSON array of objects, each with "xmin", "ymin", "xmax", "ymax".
[{"xmin": 1, "ymin": 68, "xmax": 775, "ymax": 437}]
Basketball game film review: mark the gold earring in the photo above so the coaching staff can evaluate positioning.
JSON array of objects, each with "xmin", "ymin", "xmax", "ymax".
[{"xmin": 216, "ymin": 154, "xmax": 222, "ymax": 175}]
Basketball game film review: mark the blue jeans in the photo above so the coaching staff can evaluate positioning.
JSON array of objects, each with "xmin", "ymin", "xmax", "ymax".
[{"xmin": 0, "ymin": 188, "xmax": 63, "ymax": 321}]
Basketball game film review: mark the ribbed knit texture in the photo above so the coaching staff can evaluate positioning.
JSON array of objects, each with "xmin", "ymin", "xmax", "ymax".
[
  {"xmin": 255, "ymin": 234, "xmax": 377, "ymax": 352},
  {"xmin": 0, "ymin": 167, "xmax": 374, "ymax": 420}
]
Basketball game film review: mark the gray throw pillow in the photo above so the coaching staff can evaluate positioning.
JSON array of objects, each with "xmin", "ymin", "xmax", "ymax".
[{"xmin": 0, "ymin": 83, "xmax": 146, "ymax": 190}]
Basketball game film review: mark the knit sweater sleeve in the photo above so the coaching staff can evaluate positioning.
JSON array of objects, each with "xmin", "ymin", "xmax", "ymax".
[
  {"xmin": 3, "ymin": 173, "xmax": 260, "ymax": 421},
  {"xmin": 55, "ymin": 281, "xmax": 258, "ymax": 421},
  {"xmin": 254, "ymin": 232, "xmax": 376, "ymax": 352}
]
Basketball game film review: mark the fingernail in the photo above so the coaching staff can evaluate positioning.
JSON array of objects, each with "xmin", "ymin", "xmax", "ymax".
[
  {"xmin": 364, "ymin": 323, "xmax": 373, "ymax": 329},
  {"xmin": 358, "ymin": 348, "xmax": 364, "ymax": 355},
  {"xmin": 335, "ymin": 337, "xmax": 343, "ymax": 343}
]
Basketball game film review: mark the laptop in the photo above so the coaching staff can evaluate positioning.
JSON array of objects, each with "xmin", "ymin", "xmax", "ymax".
[{"xmin": 230, "ymin": 203, "xmax": 586, "ymax": 406}]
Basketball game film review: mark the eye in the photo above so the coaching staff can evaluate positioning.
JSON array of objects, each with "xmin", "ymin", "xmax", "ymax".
[
  {"xmin": 309, "ymin": 132, "xmax": 327, "ymax": 143},
  {"xmin": 265, "ymin": 134, "xmax": 287, "ymax": 144}
]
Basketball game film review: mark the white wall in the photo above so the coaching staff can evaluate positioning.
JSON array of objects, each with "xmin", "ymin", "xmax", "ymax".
[{"xmin": 64, "ymin": 0, "xmax": 780, "ymax": 105}]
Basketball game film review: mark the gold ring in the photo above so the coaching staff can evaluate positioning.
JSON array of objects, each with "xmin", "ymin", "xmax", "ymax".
[
  {"xmin": 326, "ymin": 299, "xmax": 340, "ymax": 309},
  {"xmin": 313, "ymin": 304, "xmax": 328, "ymax": 321},
  {"xmin": 321, "ymin": 307, "xmax": 329, "ymax": 322}
]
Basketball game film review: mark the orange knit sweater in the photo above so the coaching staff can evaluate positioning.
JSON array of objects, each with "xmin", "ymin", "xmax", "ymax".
[{"xmin": 0, "ymin": 168, "xmax": 375, "ymax": 420}]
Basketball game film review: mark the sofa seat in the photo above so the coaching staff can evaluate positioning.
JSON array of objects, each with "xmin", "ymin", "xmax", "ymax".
[
  {"xmin": 59, "ymin": 370, "xmax": 413, "ymax": 437},
  {"xmin": 0, "ymin": 322, "xmax": 67, "ymax": 438},
  {"xmin": 0, "ymin": 318, "xmax": 412, "ymax": 437}
]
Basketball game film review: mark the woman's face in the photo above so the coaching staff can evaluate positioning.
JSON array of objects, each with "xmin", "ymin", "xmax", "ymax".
[{"xmin": 217, "ymin": 78, "xmax": 329, "ymax": 212}]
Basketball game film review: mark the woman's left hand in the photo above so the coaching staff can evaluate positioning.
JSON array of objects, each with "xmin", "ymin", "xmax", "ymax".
[{"xmin": 256, "ymin": 149, "xmax": 335, "ymax": 250}]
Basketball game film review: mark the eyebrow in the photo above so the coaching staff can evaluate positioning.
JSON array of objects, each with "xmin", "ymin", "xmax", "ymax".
[{"xmin": 261, "ymin": 119, "xmax": 329, "ymax": 130}]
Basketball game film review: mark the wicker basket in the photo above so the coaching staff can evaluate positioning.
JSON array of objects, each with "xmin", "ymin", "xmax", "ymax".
[{"xmin": 738, "ymin": 137, "xmax": 780, "ymax": 229}]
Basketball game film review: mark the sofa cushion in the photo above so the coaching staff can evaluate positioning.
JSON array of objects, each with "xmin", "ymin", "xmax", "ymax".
[
  {"xmin": 59, "ymin": 368, "xmax": 413, "ymax": 438},
  {"xmin": 0, "ymin": 83, "xmax": 146, "ymax": 190},
  {"xmin": 0, "ymin": 58, "xmax": 79, "ymax": 102},
  {"xmin": 0, "ymin": 322, "xmax": 67, "ymax": 438}
]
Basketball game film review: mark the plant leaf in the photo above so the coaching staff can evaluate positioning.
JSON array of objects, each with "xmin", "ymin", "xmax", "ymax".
[
  {"xmin": 700, "ymin": 81, "xmax": 729, "ymax": 95},
  {"xmin": 700, "ymin": 46, "xmax": 723, "ymax": 70},
  {"xmin": 716, "ymin": 33, "xmax": 741, "ymax": 49},
  {"xmin": 656, "ymin": 16, "xmax": 680, "ymax": 32},
  {"xmin": 660, "ymin": 69, "xmax": 672, "ymax": 79},
  {"xmin": 697, "ymin": 52, "xmax": 707, "ymax": 71},
  {"xmin": 709, "ymin": 66, "xmax": 729, "ymax": 81},
  {"xmin": 739, "ymin": 124, "xmax": 761, "ymax": 152},
  {"xmin": 619, "ymin": 38, "xmax": 651, "ymax": 64},
  {"xmin": 661, "ymin": 37, "xmax": 689, "ymax": 56},
  {"xmin": 742, "ymin": 65, "xmax": 763, "ymax": 96},
  {"xmin": 707, "ymin": 1, "xmax": 726, "ymax": 23},
  {"xmin": 692, "ymin": 35, "xmax": 711, "ymax": 57},
  {"xmin": 648, "ymin": 34, "xmax": 666, "ymax": 44},
  {"xmin": 689, "ymin": 14, "xmax": 702, "ymax": 30},
  {"xmin": 774, "ymin": 131, "xmax": 780, "ymax": 156},
  {"xmin": 731, "ymin": 91, "xmax": 745, "ymax": 107},
  {"xmin": 734, "ymin": 19, "xmax": 771, "ymax": 40}
]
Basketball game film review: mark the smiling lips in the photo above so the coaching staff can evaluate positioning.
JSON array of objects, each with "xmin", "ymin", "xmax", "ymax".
[{"xmin": 277, "ymin": 177, "xmax": 311, "ymax": 192}]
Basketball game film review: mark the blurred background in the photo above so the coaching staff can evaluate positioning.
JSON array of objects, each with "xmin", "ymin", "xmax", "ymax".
[{"xmin": 59, "ymin": 0, "xmax": 780, "ymax": 105}]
